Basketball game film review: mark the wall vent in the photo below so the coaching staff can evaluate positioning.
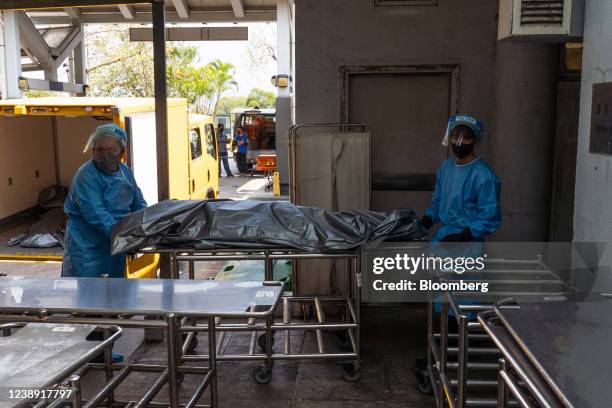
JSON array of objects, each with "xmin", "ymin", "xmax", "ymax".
[
  {"xmin": 520, "ymin": 0, "xmax": 564, "ymax": 26},
  {"xmin": 498, "ymin": 0, "xmax": 584, "ymax": 41}
]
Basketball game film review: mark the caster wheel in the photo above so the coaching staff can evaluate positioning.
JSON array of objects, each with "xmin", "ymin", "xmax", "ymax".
[
  {"xmin": 257, "ymin": 331, "xmax": 276, "ymax": 352},
  {"xmin": 411, "ymin": 367, "xmax": 433, "ymax": 395},
  {"xmin": 252, "ymin": 366, "xmax": 273, "ymax": 384},
  {"xmin": 182, "ymin": 334, "xmax": 198, "ymax": 353},
  {"xmin": 335, "ymin": 331, "xmax": 352, "ymax": 351},
  {"xmin": 341, "ymin": 362, "xmax": 361, "ymax": 382}
]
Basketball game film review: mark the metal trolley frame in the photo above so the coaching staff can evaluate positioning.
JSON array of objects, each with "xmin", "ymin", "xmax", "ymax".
[
  {"xmin": 0, "ymin": 278, "xmax": 283, "ymax": 408},
  {"xmin": 147, "ymin": 247, "xmax": 362, "ymax": 383},
  {"xmin": 426, "ymin": 257, "xmax": 573, "ymax": 408},
  {"xmin": 0, "ymin": 322, "xmax": 122, "ymax": 408}
]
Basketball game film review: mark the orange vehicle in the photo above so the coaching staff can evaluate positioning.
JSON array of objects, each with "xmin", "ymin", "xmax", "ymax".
[{"xmin": 232, "ymin": 108, "xmax": 276, "ymax": 169}]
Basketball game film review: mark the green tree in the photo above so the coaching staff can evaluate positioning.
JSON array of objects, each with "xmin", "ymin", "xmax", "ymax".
[
  {"xmin": 204, "ymin": 60, "xmax": 238, "ymax": 115},
  {"xmin": 245, "ymin": 88, "xmax": 276, "ymax": 109},
  {"xmin": 216, "ymin": 96, "xmax": 248, "ymax": 115},
  {"xmin": 84, "ymin": 27, "xmax": 238, "ymax": 115}
]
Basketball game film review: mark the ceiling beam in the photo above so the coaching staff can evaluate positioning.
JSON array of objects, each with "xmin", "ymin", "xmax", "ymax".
[
  {"xmin": 53, "ymin": 27, "xmax": 83, "ymax": 67},
  {"xmin": 230, "ymin": 0, "xmax": 245, "ymax": 18},
  {"xmin": 117, "ymin": 4, "xmax": 136, "ymax": 19},
  {"xmin": 171, "ymin": 0, "xmax": 189, "ymax": 18},
  {"xmin": 64, "ymin": 7, "xmax": 81, "ymax": 22},
  {"xmin": 130, "ymin": 26, "xmax": 248, "ymax": 42},
  {"xmin": 16, "ymin": 11, "xmax": 54, "ymax": 69},
  {"xmin": 0, "ymin": 0, "xmax": 151, "ymax": 10},
  {"xmin": 29, "ymin": 10, "xmax": 277, "ymax": 25},
  {"xmin": 51, "ymin": 25, "xmax": 80, "ymax": 57}
]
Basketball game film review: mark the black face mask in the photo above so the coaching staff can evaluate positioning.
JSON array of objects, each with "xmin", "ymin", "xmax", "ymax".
[
  {"xmin": 94, "ymin": 153, "xmax": 121, "ymax": 173},
  {"xmin": 451, "ymin": 142, "xmax": 474, "ymax": 159}
]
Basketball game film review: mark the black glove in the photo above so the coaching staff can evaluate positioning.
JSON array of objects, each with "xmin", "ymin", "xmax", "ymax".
[
  {"xmin": 440, "ymin": 228, "xmax": 473, "ymax": 242},
  {"xmin": 421, "ymin": 215, "xmax": 434, "ymax": 230}
]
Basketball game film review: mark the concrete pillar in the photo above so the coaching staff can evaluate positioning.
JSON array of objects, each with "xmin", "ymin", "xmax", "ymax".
[
  {"xmin": 492, "ymin": 42, "xmax": 559, "ymax": 241},
  {"xmin": 73, "ymin": 34, "xmax": 87, "ymax": 85},
  {"xmin": 573, "ymin": 0, "xmax": 612, "ymax": 242},
  {"xmin": 276, "ymin": 0, "xmax": 293, "ymax": 187},
  {"xmin": 1, "ymin": 11, "xmax": 22, "ymax": 99}
]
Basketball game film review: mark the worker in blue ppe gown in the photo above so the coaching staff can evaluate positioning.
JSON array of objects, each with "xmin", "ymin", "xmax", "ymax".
[
  {"xmin": 421, "ymin": 115, "xmax": 501, "ymax": 242},
  {"xmin": 62, "ymin": 124, "xmax": 147, "ymax": 278},
  {"xmin": 412, "ymin": 116, "xmax": 501, "ymax": 393}
]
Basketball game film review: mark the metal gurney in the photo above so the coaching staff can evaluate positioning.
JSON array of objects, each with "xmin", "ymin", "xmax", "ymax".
[
  {"xmin": 0, "ymin": 277, "xmax": 283, "ymax": 408},
  {"xmin": 479, "ymin": 300, "xmax": 612, "ymax": 408},
  {"xmin": 0, "ymin": 322, "xmax": 121, "ymax": 408},
  {"xmin": 143, "ymin": 247, "xmax": 362, "ymax": 383}
]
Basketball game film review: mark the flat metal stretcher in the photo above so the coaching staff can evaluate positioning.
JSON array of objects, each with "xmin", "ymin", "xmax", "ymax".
[
  {"xmin": 0, "ymin": 322, "xmax": 121, "ymax": 408},
  {"xmin": 479, "ymin": 300, "xmax": 612, "ymax": 408},
  {"xmin": 0, "ymin": 277, "xmax": 283, "ymax": 408}
]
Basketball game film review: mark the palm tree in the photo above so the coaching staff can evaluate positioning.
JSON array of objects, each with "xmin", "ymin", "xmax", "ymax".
[{"xmin": 205, "ymin": 60, "xmax": 238, "ymax": 115}]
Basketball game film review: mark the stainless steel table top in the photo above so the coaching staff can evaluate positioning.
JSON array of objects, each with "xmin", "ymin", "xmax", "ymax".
[
  {"xmin": 0, "ymin": 277, "xmax": 283, "ymax": 317},
  {"xmin": 497, "ymin": 301, "xmax": 612, "ymax": 407}
]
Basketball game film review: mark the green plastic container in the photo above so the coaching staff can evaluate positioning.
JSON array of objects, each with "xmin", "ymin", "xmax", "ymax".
[{"xmin": 215, "ymin": 259, "xmax": 292, "ymax": 291}]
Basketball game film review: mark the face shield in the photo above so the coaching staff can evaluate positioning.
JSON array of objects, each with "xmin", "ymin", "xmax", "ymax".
[{"xmin": 442, "ymin": 115, "xmax": 484, "ymax": 147}]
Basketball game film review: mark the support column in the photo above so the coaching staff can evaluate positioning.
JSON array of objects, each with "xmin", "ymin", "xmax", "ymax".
[
  {"xmin": 1, "ymin": 11, "xmax": 22, "ymax": 99},
  {"xmin": 73, "ymin": 33, "xmax": 87, "ymax": 85},
  {"xmin": 572, "ymin": 1, "xmax": 612, "ymax": 242},
  {"xmin": 152, "ymin": 0, "xmax": 171, "ymax": 279},
  {"xmin": 275, "ymin": 0, "xmax": 293, "ymax": 190}
]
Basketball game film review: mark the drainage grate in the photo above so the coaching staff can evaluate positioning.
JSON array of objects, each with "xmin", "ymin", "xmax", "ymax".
[{"xmin": 520, "ymin": 0, "xmax": 564, "ymax": 25}]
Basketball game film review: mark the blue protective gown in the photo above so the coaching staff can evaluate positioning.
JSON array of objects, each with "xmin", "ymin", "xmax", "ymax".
[
  {"xmin": 62, "ymin": 161, "xmax": 147, "ymax": 278},
  {"xmin": 425, "ymin": 158, "xmax": 501, "ymax": 242}
]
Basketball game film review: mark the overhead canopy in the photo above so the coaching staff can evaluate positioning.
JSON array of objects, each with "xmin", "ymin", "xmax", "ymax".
[{"xmin": 14, "ymin": 0, "xmax": 277, "ymax": 24}]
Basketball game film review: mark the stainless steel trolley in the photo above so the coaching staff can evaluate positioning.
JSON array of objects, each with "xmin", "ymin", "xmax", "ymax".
[
  {"xmin": 149, "ymin": 247, "xmax": 362, "ymax": 383},
  {"xmin": 427, "ymin": 257, "xmax": 573, "ymax": 408},
  {"xmin": 479, "ymin": 300, "xmax": 612, "ymax": 408},
  {"xmin": 0, "ymin": 277, "xmax": 283, "ymax": 408},
  {"xmin": 0, "ymin": 322, "xmax": 121, "ymax": 408}
]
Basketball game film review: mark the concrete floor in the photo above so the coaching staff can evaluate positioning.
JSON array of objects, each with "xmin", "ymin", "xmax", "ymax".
[{"xmin": 79, "ymin": 306, "xmax": 434, "ymax": 408}]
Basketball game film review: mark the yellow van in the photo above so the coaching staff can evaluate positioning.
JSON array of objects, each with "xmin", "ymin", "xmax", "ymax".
[{"xmin": 0, "ymin": 97, "xmax": 218, "ymax": 276}]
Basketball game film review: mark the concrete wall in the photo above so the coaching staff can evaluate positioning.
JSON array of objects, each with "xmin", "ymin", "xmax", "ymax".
[
  {"xmin": 294, "ymin": 0, "xmax": 560, "ymax": 241},
  {"xmin": 573, "ymin": 0, "xmax": 612, "ymax": 242},
  {"xmin": 295, "ymin": 0, "xmax": 498, "ymax": 162}
]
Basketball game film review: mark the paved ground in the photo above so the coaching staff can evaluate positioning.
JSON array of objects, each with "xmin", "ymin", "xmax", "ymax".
[{"xmin": 79, "ymin": 306, "xmax": 434, "ymax": 408}]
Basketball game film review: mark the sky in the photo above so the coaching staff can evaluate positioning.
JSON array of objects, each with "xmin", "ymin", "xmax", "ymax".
[
  {"xmin": 196, "ymin": 22, "xmax": 278, "ymax": 97},
  {"xmin": 25, "ymin": 22, "xmax": 278, "ymax": 98}
]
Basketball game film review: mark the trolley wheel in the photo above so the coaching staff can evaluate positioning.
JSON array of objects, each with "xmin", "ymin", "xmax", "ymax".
[
  {"xmin": 257, "ymin": 331, "xmax": 276, "ymax": 352},
  {"xmin": 182, "ymin": 333, "xmax": 198, "ymax": 353},
  {"xmin": 252, "ymin": 365, "xmax": 273, "ymax": 384},
  {"xmin": 341, "ymin": 362, "xmax": 361, "ymax": 382},
  {"xmin": 411, "ymin": 366, "xmax": 433, "ymax": 395},
  {"xmin": 335, "ymin": 331, "xmax": 352, "ymax": 351}
]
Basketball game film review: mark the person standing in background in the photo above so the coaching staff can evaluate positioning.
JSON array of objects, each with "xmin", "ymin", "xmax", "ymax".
[
  {"xmin": 234, "ymin": 126, "xmax": 250, "ymax": 176},
  {"xmin": 216, "ymin": 123, "xmax": 233, "ymax": 177}
]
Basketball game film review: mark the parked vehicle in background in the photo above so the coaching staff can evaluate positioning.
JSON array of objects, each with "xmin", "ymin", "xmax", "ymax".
[{"xmin": 232, "ymin": 108, "xmax": 276, "ymax": 169}]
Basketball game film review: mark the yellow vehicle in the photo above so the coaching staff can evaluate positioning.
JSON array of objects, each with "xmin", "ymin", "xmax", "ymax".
[{"xmin": 0, "ymin": 97, "xmax": 219, "ymax": 277}]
